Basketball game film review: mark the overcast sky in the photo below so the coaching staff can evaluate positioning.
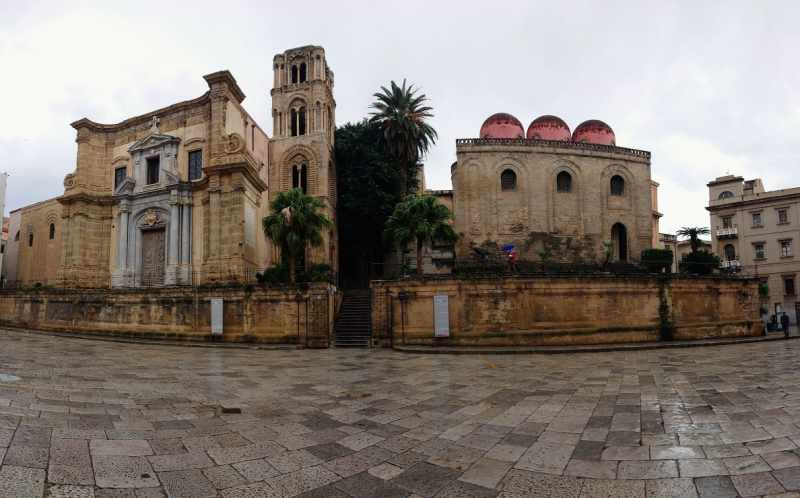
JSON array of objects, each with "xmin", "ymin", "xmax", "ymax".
[{"xmin": 1, "ymin": 1, "xmax": 798, "ymax": 236}]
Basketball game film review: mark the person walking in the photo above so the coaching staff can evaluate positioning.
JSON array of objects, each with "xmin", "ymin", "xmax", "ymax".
[
  {"xmin": 781, "ymin": 312, "xmax": 790, "ymax": 337},
  {"xmin": 770, "ymin": 314, "xmax": 778, "ymax": 332},
  {"xmin": 508, "ymin": 250, "xmax": 517, "ymax": 272}
]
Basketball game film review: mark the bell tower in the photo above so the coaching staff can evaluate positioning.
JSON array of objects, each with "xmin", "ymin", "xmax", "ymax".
[{"xmin": 269, "ymin": 45, "xmax": 337, "ymax": 271}]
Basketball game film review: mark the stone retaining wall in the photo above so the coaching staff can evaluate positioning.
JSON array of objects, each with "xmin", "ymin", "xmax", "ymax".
[
  {"xmin": 371, "ymin": 276, "xmax": 762, "ymax": 347},
  {"xmin": 0, "ymin": 284, "xmax": 336, "ymax": 348}
]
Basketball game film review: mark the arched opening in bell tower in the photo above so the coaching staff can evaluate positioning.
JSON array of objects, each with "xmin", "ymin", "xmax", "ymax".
[{"xmin": 299, "ymin": 63, "xmax": 307, "ymax": 82}]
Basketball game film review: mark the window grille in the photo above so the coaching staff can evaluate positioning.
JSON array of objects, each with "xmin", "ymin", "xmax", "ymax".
[
  {"xmin": 114, "ymin": 167, "xmax": 126, "ymax": 189},
  {"xmin": 147, "ymin": 157, "xmax": 160, "ymax": 185},
  {"xmin": 610, "ymin": 175, "xmax": 624, "ymax": 196},
  {"xmin": 752, "ymin": 213, "xmax": 762, "ymax": 227},
  {"xmin": 755, "ymin": 244, "xmax": 765, "ymax": 259},
  {"xmin": 782, "ymin": 241, "xmax": 792, "ymax": 257},
  {"xmin": 779, "ymin": 210, "xmax": 788, "ymax": 224},
  {"xmin": 501, "ymin": 169, "xmax": 517, "ymax": 191},
  {"xmin": 556, "ymin": 172, "xmax": 572, "ymax": 193},
  {"xmin": 189, "ymin": 150, "xmax": 203, "ymax": 180}
]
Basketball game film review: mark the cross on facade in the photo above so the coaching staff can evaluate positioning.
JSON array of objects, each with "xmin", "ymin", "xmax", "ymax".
[{"xmin": 150, "ymin": 116, "xmax": 160, "ymax": 132}]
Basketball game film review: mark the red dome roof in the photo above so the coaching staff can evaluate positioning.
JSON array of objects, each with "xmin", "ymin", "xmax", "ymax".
[
  {"xmin": 479, "ymin": 113, "xmax": 524, "ymax": 139},
  {"xmin": 572, "ymin": 120, "xmax": 616, "ymax": 146},
  {"xmin": 527, "ymin": 115, "xmax": 571, "ymax": 141}
]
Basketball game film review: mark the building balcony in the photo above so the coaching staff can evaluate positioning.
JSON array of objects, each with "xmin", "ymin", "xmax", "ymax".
[
  {"xmin": 722, "ymin": 259, "xmax": 740, "ymax": 268},
  {"xmin": 717, "ymin": 227, "xmax": 738, "ymax": 237}
]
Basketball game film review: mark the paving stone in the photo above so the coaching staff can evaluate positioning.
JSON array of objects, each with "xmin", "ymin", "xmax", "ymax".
[
  {"xmin": 368, "ymin": 462, "xmax": 405, "ymax": 480},
  {"xmin": 748, "ymin": 437, "xmax": 798, "ymax": 455},
  {"xmin": 435, "ymin": 479, "xmax": 499, "ymax": 497},
  {"xmin": 0, "ymin": 465, "xmax": 46, "ymax": 498},
  {"xmin": 47, "ymin": 485, "xmax": 96, "ymax": 498},
  {"xmin": 48, "ymin": 463, "xmax": 96, "ymax": 485},
  {"xmin": 515, "ymin": 441, "xmax": 575, "ymax": 474},
  {"xmin": 12, "ymin": 425, "xmax": 51, "ymax": 447},
  {"xmin": 220, "ymin": 482, "xmax": 283, "ymax": 497},
  {"xmin": 763, "ymin": 451, "xmax": 800, "ymax": 470},
  {"xmin": 232, "ymin": 458, "xmax": 281, "ymax": 481},
  {"xmin": 266, "ymin": 465, "xmax": 342, "ymax": 496},
  {"xmin": 563, "ymin": 459, "xmax": 617, "ymax": 479},
  {"xmin": 4, "ymin": 443, "xmax": 49, "ymax": 468},
  {"xmin": 428, "ymin": 445, "xmax": 486, "ymax": 472},
  {"xmin": 147, "ymin": 451, "xmax": 214, "ymax": 471},
  {"xmin": 730, "ymin": 471, "xmax": 786, "ymax": 496},
  {"xmin": 391, "ymin": 461, "xmax": 459, "ymax": 497},
  {"xmin": 650, "ymin": 445, "xmax": 705, "ymax": 460},
  {"xmin": 158, "ymin": 468, "xmax": 217, "ymax": 498},
  {"xmin": 323, "ymin": 454, "xmax": 374, "ymax": 477},
  {"xmin": 333, "ymin": 471, "xmax": 409, "ymax": 498},
  {"xmin": 92, "ymin": 455, "xmax": 159, "ymax": 488},
  {"xmin": 702, "ymin": 443, "xmax": 750, "ymax": 459},
  {"xmin": 600, "ymin": 445, "xmax": 650, "ymax": 461},
  {"xmin": 645, "ymin": 478, "xmax": 698, "ymax": 497},
  {"xmin": 90, "ymin": 439, "xmax": 153, "ymax": 456},
  {"xmin": 677, "ymin": 458, "xmax": 728, "ymax": 477},
  {"xmin": 458, "ymin": 457, "xmax": 513, "ymax": 488},
  {"xmin": 695, "ymin": 475, "xmax": 739, "ymax": 498},
  {"xmin": 207, "ymin": 441, "xmax": 285, "ymax": 465},
  {"xmin": 579, "ymin": 478, "xmax": 644, "ymax": 497},
  {"xmin": 617, "ymin": 460, "xmax": 679, "ymax": 479},
  {"xmin": 202, "ymin": 464, "xmax": 248, "ymax": 489},
  {"xmin": 774, "ymin": 466, "xmax": 800, "ymax": 490},
  {"xmin": 724, "ymin": 454, "xmax": 772, "ymax": 474}
]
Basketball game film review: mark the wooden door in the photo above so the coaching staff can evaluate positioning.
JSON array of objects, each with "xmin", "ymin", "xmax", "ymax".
[{"xmin": 141, "ymin": 229, "xmax": 165, "ymax": 286}]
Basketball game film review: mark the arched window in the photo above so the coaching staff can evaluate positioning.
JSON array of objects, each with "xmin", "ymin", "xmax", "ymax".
[
  {"xmin": 292, "ymin": 165, "xmax": 307, "ymax": 193},
  {"xmin": 610, "ymin": 175, "xmax": 625, "ymax": 196},
  {"xmin": 501, "ymin": 169, "xmax": 517, "ymax": 191},
  {"xmin": 49, "ymin": 223, "xmax": 55, "ymax": 239},
  {"xmin": 556, "ymin": 172, "xmax": 572, "ymax": 193},
  {"xmin": 298, "ymin": 107, "xmax": 306, "ymax": 136},
  {"xmin": 718, "ymin": 191, "xmax": 734, "ymax": 200},
  {"xmin": 291, "ymin": 65, "xmax": 298, "ymax": 84},
  {"xmin": 28, "ymin": 233, "xmax": 33, "ymax": 247},
  {"xmin": 724, "ymin": 244, "xmax": 736, "ymax": 261},
  {"xmin": 299, "ymin": 63, "xmax": 307, "ymax": 82}
]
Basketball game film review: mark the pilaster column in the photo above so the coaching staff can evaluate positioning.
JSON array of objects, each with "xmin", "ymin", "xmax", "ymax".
[
  {"xmin": 117, "ymin": 206, "xmax": 130, "ymax": 268},
  {"xmin": 181, "ymin": 201, "xmax": 191, "ymax": 264},
  {"xmin": 169, "ymin": 198, "xmax": 180, "ymax": 265}
]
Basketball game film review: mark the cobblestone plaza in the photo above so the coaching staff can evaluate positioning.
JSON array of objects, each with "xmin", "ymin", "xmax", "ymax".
[{"xmin": 3, "ymin": 330, "xmax": 800, "ymax": 497}]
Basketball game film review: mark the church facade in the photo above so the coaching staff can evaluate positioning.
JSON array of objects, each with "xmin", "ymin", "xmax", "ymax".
[
  {"xmin": 452, "ymin": 114, "xmax": 659, "ymax": 262},
  {"xmin": 8, "ymin": 46, "xmax": 337, "ymax": 287}
]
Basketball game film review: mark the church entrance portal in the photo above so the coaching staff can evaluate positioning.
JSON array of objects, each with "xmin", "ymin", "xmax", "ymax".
[
  {"xmin": 611, "ymin": 223, "xmax": 628, "ymax": 261},
  {"xmin": 142, "ymin": 229, "xmax": 166, "ymax": 286}
]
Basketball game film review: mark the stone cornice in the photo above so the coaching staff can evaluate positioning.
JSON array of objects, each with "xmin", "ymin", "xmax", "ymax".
[
  {"xmin": 456, "ymin": 138, "xmax": 651, "ymax": 159},
  {"xmin": 71, "ymin": 92, "xmax": 211, "ymax": 133}
]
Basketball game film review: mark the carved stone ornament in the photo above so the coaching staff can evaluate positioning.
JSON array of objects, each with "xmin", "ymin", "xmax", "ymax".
[
  {"xmin": 140, "ymin": 209, "xmax": 166, "ymax": 227},
  {"xmin": 63, "ymin": 173, "xmax": 76, "ymax": 190},
  {"xmin": 75, "ymin": 132, "xmax": 90, "ymax": 144},
  {"xmin": 224, "ymin": 133, "xmax": 245, "ymax": 154}
]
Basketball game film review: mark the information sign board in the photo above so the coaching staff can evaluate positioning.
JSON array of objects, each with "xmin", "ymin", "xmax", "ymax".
[
  {"xmin": 211, "ymin": 298, "xmax": 223, "ymax": 335},
  {"xmin": 434, "ymin": 295, "xmax": 450, "ymax": 337}
]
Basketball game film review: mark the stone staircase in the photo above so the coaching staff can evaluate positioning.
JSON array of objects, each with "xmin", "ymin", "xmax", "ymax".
[{"xmin": 332, "ymin": 290, "xmax": 372, "ymax": 348}]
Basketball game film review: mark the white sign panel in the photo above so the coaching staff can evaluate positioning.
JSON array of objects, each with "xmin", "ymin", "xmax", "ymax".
[
  {"xmin": 245, "ymin": 205, "xmax": 255, "ymax": 246},
  {"xmin": 211, "ymin": 298, "xmax": 223, "ymax": 335},
  {"xmin": 433, "ymin": 295, "xmax": 450, "ymax": 337}
]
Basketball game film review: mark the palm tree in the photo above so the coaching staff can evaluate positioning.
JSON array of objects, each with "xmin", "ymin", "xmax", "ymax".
[
  {"xmin": 369, "ymin": 80, "xmax": 438, "ymax": 197},
  {"xmin": 676, "ymin": 227, "xmax": 711, "ymax": 254},
  {"xmin": 383, "ymin": 194, "xmax": 460, "ymax": 275},
  {"xmin": 262, "ymin": 188, "xmax": 332, "ymax": 283},
  {"xmin": 536, "ymin": 250, "xmax": 550, "ymax": 271}
]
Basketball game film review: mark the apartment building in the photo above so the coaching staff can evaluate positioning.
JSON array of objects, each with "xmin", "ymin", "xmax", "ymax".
[{"xmin": 707, "ymin": 175, "xmax": 800, "ymax": 317}]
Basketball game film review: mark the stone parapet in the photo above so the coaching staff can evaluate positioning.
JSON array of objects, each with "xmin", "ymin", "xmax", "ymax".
[
  {"xmin": 0, "ymin": 283, "xmax": 335, "ymax": 348},
  {"xmin": 371, "ymin": 276, "xmax": 761, "ymax": 347}
]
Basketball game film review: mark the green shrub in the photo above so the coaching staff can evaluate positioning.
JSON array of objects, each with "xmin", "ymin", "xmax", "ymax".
[
  {"xmin": 679, "ymin": 250, "xmax": 721, "ymax": 275},
  {"xmin": 641, "ymin": 248, "xmax": 674, "ymax": 274}
]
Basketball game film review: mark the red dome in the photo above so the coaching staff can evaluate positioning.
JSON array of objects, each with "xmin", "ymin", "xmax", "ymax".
[
  {"xmin": 572, "ymin": 120, "xmax": 616, "ymax": 146},
  {"xmin": 479, "ymin": 113, "xmax": 524, "ymax": 139},
  {"xmin": 527, "ymin": 115, "xmax": 571, "ymax": 141}
]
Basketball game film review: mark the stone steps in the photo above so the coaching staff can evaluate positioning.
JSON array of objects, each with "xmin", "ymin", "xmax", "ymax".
[{"xmin": 332, "ymin": 290, "xmax": 372, "ymax": 348}]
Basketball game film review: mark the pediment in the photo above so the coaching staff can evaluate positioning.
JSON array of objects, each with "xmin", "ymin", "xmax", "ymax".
[
  {"xmin": 129, "ymin": 133, "xmax": 180, "ymax": 153},
  {"xmin": 164, "ymin": 169, "xmax": 181, "ymax": 184},
  {"xmin": 113, "ymin": 177, "xmax": 137, "ymax": 196}
]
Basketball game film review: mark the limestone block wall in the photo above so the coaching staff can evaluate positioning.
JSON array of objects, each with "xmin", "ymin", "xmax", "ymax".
[
  {"xmin": 371, "ymin": 277, "xmax": 761, "ymax": 347},
  {"xmin": 0, "ymin": 283, "xmax": 335, "ymax": 347}
]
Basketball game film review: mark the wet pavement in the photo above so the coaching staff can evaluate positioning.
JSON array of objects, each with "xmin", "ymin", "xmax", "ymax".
[{"xmin": 3, "ymin": 329, "xmax": 800, "ymax": 497}]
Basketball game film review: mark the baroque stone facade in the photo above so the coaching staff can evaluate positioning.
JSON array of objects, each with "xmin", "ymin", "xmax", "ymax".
[{"xmin": 452, "ymin": 114, "xmax": 658, "ymax": 262}]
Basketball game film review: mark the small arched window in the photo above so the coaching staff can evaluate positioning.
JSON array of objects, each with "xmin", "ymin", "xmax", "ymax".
[
  {"xmin": 610, "ymin": 175, "xmax": 625, "ymax": 196},
  {"xmin": 501, "ymin": 169, "xmax": 517, "ymax": 191},
  {"xmin": 299, "ymin": 63, "xmax": 307, "ymax": 82},
  {"xmin": 298, "ymin": 106, "xmax": 306, "ymax": 136},
  {"xmin": 718, "ymin": 191, "xmax": 734, "ymax": 200},
  {"xmin": 49, "ymin": 223, "xmax": 55, "ymax": 239},
  {"xmin": 556, "ymin": 172, "xmax": 572, "ymax": 193},
  {"xmin": 291, "ymin": 65, "xmax": 298, "ymax": 84},
  {"xmin": 29, "ymin": 233, "xmax": 33, "ymax": 247}
]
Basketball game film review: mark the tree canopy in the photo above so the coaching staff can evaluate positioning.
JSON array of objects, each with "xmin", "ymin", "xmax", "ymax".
[
  {"xmin": 383, "ymin": 194, "xmax": 459, "ymax": 275},
  {"xmin": 676, "ymin": 227, "xmax": 711, "ymax": 254},
  {"xmin": 369, "ymin": 80, "xmax": 437, "ymax": 197},
  {"xmin": 262, "ymin": 188, "xmax": 332, "ymax": 283}
]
